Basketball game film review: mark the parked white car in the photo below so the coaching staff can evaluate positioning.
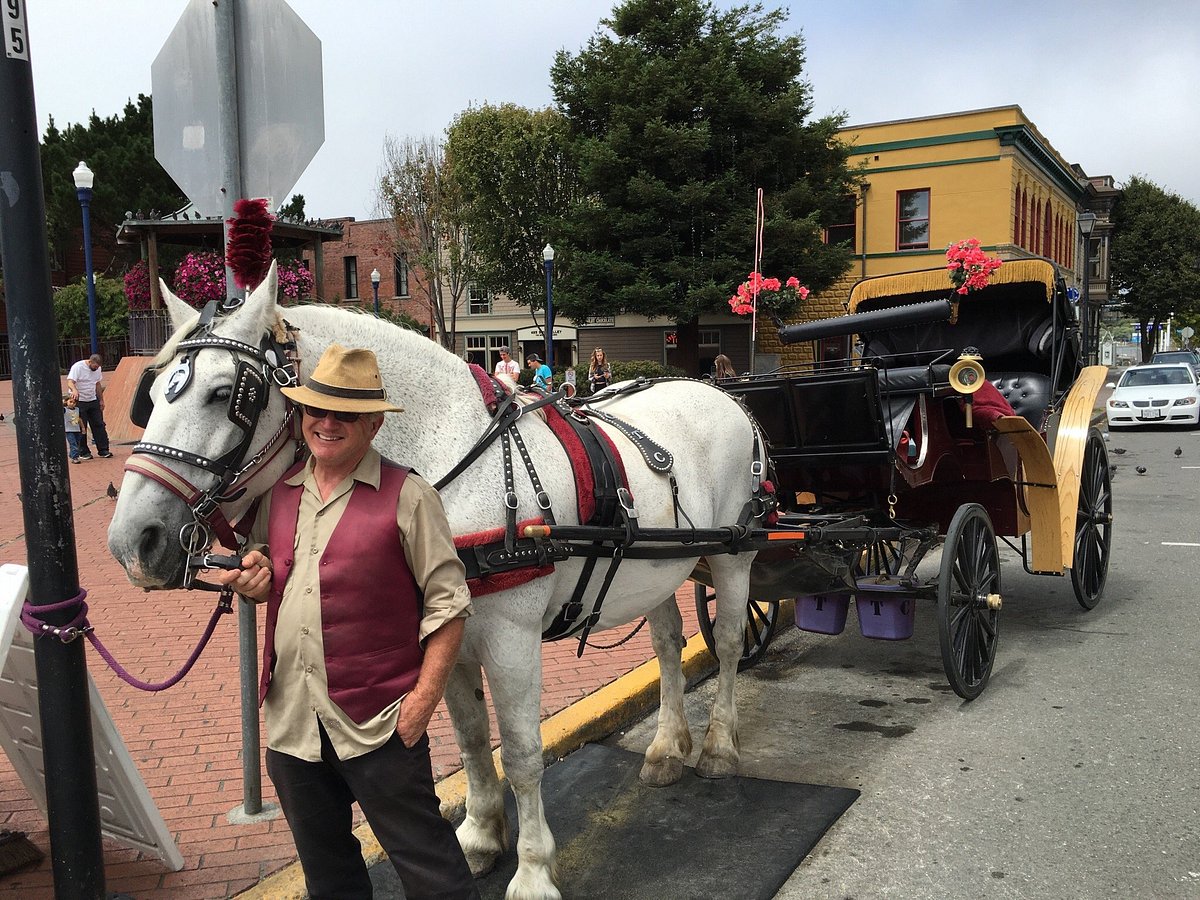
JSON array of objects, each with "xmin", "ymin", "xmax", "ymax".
[{"xmin": 1106, "ymin": 363, "xmax": 1200, "ymax": 428}]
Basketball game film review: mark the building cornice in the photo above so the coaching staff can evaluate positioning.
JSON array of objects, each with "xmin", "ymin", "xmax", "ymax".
[{"xmin": 994, "ymin": 125, "xmax": 1085, "ymax": 201}]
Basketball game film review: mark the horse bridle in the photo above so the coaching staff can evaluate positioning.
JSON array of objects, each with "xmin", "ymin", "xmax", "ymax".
[{"xmin": 124, "ymin": 301, "xmax": 302, "ymax": 587}]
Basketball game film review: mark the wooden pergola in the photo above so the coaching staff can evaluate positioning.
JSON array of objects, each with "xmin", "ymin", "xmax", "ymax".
[{"xmin": 115, "ymin": 210, "xmax": 344, "ymax": 308}]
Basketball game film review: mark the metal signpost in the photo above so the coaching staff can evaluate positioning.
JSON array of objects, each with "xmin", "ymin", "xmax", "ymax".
[
  {"xmin": 153, "ymin": 0, "xmax": 323, "ymax": 819},
  {"xmin": 1, "ymin": 2, "xmax": 106, "ymax": 894}
]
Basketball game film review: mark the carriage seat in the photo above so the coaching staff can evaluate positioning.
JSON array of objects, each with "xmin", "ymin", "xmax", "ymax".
[
  {"xmin": 988, "ymin": 372, "xmax": 1052, "ymax": 428},
  {"xmin": 874, "ymin": 364, "xmax": 952, "ymax": 395}
]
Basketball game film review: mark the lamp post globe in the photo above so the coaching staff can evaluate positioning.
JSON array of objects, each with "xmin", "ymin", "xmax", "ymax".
[
  {"xmin": 370, "ymin": 267, "xmax": 381, "ymax": 316},
  {"xmin": 543, "ymin": 244, "xmax": 554, "ymax": 367},
  {"xmin": 72, "ymin": 161, "xmax": 99, "ymax": 354}
]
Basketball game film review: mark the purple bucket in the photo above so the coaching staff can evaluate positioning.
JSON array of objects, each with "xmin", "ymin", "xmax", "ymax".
[
  {"xmin": 854, "ymin": 593, "xmax": 917, "ymax": 640},
  {"xmin": 795, "ymin": 593, "xmax": 850, "ymax": 635}
]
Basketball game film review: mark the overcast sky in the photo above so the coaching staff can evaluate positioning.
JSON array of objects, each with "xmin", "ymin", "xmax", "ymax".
[{"xmin": 24, "ymin": 0, "xmax": 1200, "ymax": 221}]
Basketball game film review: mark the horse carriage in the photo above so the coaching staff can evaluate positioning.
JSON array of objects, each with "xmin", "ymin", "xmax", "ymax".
[
  {"xmin": 107, "ymin": 253, "xmax": 1109, "ymax": 897},
  {"xmin": 692, "ymin": 258, "xmax": 1113, "ymax": 699}
]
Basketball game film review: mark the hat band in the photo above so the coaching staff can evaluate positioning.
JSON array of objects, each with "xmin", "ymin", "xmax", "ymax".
[{"xmin": 306, "ymin": 378, "xmax": 388, "ymax": 401}]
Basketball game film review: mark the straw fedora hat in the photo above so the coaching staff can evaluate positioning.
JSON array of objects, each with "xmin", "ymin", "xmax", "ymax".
[{"xmin": 281, "ymin": 344, "xmax": 404, "ymax": 413}]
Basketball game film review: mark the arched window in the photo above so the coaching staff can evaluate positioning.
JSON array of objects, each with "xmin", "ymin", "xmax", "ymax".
[{"xmin": 1044, "ymin": 203, "xmax": 1052, "ymax": 261}]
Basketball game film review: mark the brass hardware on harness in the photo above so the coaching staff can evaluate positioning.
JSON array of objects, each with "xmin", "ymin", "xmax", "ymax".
[{"xmin": 887, "ymin": 493, "xmax": 898, "ymax": 520}]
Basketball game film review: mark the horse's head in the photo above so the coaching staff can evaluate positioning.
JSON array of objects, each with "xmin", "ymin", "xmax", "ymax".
[{"xmin": 108, "ymin": 263, "xmax": 301, "ymax": 588}]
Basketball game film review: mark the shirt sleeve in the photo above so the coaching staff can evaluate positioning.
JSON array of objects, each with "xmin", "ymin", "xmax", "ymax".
[{"xmin": 396, "ymin": 474, "xmax": 472, "ymax": 642}]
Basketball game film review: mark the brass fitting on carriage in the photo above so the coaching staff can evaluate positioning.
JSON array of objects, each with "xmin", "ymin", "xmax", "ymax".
[
  {"xmin": 949, "ymin": 348, "xmax": 986, "ymax": 428},
  {"xmin": 986, "ymin": 592, "xmax": 1002, "ymax": 610}
]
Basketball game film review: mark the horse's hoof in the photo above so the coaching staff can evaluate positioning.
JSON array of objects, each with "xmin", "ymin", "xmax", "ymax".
[
  {"xmin": 465, "ymin": 849, "xmax": 500, "ymax": 878},
  {"xmin": 639, "ymin": 755, "xmax": 684, "ymax": 787},
  {"xmin": 504, "ymin": 869, "xmax": 562, "ymax": 900},
  {"xmin": 694, "ymin": 753, "xmax": 738, "ymax": 779}
]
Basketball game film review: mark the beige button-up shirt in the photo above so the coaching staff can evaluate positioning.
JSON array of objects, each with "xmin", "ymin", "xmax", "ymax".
[{"xmin": 251, "ymin": 449, "xmax": 472, "ymax": 762}]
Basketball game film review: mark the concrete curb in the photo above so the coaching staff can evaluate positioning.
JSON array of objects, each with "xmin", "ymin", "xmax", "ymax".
[{"xmin": 236, "ymin": 632, "xmax": 719, "ymax": 898}]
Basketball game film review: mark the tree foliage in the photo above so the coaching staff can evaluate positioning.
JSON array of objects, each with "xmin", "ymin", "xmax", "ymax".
[
  {"xmin": 1109, "ymin": 176, "xmax": 1200, "ymax": 361},
  {"xmin": 375, "ymin": 135, "xmax": 470, "ymax": 349},
  {"xmin": 39, "ymin": 94, "xmax": 186, "ymax": 271},
  {"xmin": 548, "ymin": 0, "xmax": 859, "ymax": 327},
  {"xmin": 445, "ymin": 104, "xmax": 580, "ymax": 315},
  {"xmin": 53, "ymin": 276, "xmax": 129, "ymax": 339}
]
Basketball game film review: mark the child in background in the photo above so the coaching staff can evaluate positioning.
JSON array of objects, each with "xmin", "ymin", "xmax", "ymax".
[{"xmin": 64, "ymin": 394, "xmax": 85, "ymax": 463}]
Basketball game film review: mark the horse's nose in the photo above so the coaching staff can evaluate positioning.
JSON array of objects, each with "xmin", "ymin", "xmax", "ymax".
[{"xmin": 108, "ymin": 519, "xmax": 169, "ymax": 578}]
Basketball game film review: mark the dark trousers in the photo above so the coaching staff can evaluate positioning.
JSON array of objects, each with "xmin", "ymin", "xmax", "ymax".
[
  {"xmin": 266, "ymin": 724, "xmax": 478, "ymax": 900},
  {"xmin": 75, "ymin": 399, "xmax": 109, "ymax": 454}
]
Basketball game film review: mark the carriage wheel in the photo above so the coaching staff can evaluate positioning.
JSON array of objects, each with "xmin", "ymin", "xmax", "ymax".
[
  {"xmin": 1070, "ymin": 428, "xmax": 1113, "ymax": 610},
  {"xmin": 693, "ymin": 583, "xmax": 779, "ymax": 671},
  {"xmin": 937, "ymin": 503, "xmax": 1001, "ymax": 701}
]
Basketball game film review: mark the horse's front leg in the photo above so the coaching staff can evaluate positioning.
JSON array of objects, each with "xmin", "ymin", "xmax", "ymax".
[
  {"xmin": 696, "ymin": 557, "xmax": 751, "ymax": 779},
  {"xmin": 444, "ymin": 661, "xmax": 507, "ymax": 877},
  {"xmin": 639, "ymin": 594, "xmax": 692, "ymax": 786},
  {"xmin": 485, "ymin": 641, "xmax": 560, "ymax": 900}
]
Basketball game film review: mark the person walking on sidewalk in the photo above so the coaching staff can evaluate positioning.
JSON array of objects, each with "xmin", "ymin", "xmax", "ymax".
[
  {"xmin": 63, "ymin": 394, "xmax": 85, "ymax": 463},
  {"xmin": 66, "ymin": 353, "xmax": 112, "ymax": 459},
  {"xmin": 218, "ymin": 345, "xmax": 478, "ymax": 900}
]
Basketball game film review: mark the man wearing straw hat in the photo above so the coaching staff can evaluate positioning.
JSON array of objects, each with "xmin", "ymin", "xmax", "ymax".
[{"xmin": 220, "ymin": 344, "xmax": 477, "ymax": 899}]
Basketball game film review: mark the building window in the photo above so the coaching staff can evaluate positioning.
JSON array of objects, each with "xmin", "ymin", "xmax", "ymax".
[
  {"xmin": 343, "ymin": 256, "xmax": 358, "ymax": 299},
  {"xmin": 824, "ymin": 194, "xmax": 858, "ymax": 249},
  {"xmin": 464, "ymin": 335, "xmax": 487, "ymax": 367},
  {"xmin": 699, "ymin": 329, "xmax": 721, "ymax": 378},
  {"xmin": 1043, "ymin": 204, "xmax": 1052, "ymax": 260},
  {"xmin": 896, "ymin": 189, "xmax": 930, "ymax": 250},
  {"xmin": 393, "ymin": 253, "xmax": 409, "ymax": 298},
  {"xmin": 1089, "ymin": 236, "xmax": 1103, "ymax": 280},
  {"xmin": 468, "ymin": 285, "xmax": 492, "ymax": 315}
]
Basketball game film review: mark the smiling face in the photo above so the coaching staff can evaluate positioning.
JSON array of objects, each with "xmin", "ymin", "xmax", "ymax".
[{"xmin": 301, "ymin": 408, "xmax": 384, "ymax": 474}]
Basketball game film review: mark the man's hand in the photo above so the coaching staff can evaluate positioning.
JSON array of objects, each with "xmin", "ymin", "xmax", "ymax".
[
  {"xmin": 215, "ymin": 549, "xmax": 272, "ymax": 602},
  {"xmin": 397, "ymin": 690, "xmax": 439, "ymax": 747}
]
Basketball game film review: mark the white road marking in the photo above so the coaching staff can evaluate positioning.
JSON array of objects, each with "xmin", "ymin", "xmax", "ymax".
[{"xmin": 1162, "ymin": 542, "xmax": 1200, "ymax": 547}]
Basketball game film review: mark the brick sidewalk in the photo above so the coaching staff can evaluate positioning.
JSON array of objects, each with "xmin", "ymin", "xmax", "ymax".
[{"xmin": 0, "ymin": 380, "xmax": 702, "ymax": 898}]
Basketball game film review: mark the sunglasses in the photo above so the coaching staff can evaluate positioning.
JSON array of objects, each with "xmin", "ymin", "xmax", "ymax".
[{"xmin": 302, "ymin": 405, "xmax": 363, "ymax": 423}]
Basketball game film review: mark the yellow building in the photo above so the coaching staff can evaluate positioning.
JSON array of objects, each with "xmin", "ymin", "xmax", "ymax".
[{"xmin": 764, "ymin": 105, "xmax": 1091, "ymax": 366}]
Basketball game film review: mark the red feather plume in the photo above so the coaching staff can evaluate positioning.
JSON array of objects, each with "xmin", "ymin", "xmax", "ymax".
[{"xmin": 225, "ymin": 198, "xmax": 274, "ymax": 290}]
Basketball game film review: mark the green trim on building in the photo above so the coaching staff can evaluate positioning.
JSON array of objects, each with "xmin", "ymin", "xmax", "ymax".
[
  {"xmin": 849, "ymin": 130, "xmax": 998, "ymax": 154},
  {"xmin": 863, "ymin": 155, "xmax": 1001, "ymax": 175},
  {"xmin": 994, "ymin": 125, "xmax": 1084, "ymax": 200},
  {"xmin": 862, "ymin": 245, "xmax": 1003, "ymax": 260}
]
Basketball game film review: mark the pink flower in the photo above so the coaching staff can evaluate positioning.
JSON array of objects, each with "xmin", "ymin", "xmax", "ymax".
[
  {"xmin": 786, "ymin": 276, "xmax": 800, "ymax": 289},
  {"xmin": 798, "ymin": 286, "xmax": 810, "ymax": 300}
]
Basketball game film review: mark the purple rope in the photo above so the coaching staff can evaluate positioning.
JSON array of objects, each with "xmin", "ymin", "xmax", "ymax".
[{"xmin": 21, "ymin": 588, "xmax": 233, "ymax": 692}]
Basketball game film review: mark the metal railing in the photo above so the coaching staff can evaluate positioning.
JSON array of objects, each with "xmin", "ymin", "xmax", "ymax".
[{"xmin": 0, "ymin": 311, "xmax": 171, "ymax": 379}]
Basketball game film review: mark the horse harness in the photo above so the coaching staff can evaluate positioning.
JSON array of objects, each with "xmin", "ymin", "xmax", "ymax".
[
  {"xmin": 123, "ymin": 300, "xmax": 302, "ymax": 588},
  {"xmin": 439, "ymin": 377, "xmax": 777, "ymax": 653}
]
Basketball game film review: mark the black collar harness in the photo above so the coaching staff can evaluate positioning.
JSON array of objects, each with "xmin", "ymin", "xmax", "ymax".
[{"xmin": 123, "ymin": 300, "xmax": 301, "ymax": 588}]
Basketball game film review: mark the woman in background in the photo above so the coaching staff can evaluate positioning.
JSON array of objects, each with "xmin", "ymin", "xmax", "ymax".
[
  {"xmin": 713, "ymin": 354, "xmax": 737, "ymax": 382},
  {"xmin": 588, "ymin": 348, "xmax": 612, "ymax": 394}
]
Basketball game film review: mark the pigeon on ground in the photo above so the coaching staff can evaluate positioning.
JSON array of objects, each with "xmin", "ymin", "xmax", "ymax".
[
  {"xmin": 0, "ymin": 412, "xmax": 4, "ymax": 421},
  {"xmin": 1109, "ymin": 464, "xmax": 1118, "ymax": 477},
  {"xmin": 106, "ymin": 482, "xmax": 119, "ymax": 500},
  {"xmin": 1175, "ymin": 446, "xmax": 1183, "ymax": 457},
  {"xmin": 1136, "ymin": 465, "xmax": 1147, "ymax": 475},
  {"xmin": 1111, "ymin": 447, "xmax": 1127, "ymax": 455}
]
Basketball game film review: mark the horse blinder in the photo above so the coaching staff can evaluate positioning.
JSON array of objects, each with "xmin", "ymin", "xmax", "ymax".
[{"xmin": 129, "ymin": 367, "xmax": 159, "ymax": 429}]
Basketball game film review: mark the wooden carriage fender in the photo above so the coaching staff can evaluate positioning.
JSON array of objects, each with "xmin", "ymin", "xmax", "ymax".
[{"xmin": 1049, "ymin": 365, "xmax": 1109, "ymax": 569}]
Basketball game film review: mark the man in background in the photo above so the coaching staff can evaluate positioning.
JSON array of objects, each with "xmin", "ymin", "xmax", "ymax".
[{"xmin": 66, "ymin": 353, "xmax": 111, "ymax": 459}]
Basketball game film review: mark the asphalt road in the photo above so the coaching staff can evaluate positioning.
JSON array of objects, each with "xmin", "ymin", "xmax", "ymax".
[{"xmin": 614, "ymin": 420, "xmax": 1200, "ymax": 900}]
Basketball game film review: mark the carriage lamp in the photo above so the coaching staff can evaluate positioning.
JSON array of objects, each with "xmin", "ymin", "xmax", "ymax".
[
  {"xmin": 370, "ymin": 268, "xmax": 381, "ymax": 316},
  {"xmin": 72, "ymin": 160, "xmax": 99, "ymax": 355},
  {"xmin": 949, "ymin": 349, "xmax": 986, "ymax": 428}
]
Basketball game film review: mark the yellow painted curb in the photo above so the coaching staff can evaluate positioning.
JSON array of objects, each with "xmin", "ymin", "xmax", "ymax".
[{"xmin": 237, "ymin": 633, "xmax": 718, "ymax": 897}]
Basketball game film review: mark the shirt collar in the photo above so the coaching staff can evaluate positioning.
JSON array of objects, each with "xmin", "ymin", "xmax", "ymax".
[{"xmin": 284, "ymin": 446, "xmax": 383, "ymax": 491}]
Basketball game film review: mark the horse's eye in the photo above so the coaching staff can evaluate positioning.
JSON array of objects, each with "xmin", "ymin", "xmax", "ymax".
[{"xmin": 210, "ymin": 386, "xmax": 232, "ymax": 404}]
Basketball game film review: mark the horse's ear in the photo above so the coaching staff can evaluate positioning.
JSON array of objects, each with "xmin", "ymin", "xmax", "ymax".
[
  {"xmin": 235, "ymin": 260, "xmax": 280, "ymax": 334},
  {"xmin": 161, "ymin": 280, "xmax": 199, "ymax": 333}
]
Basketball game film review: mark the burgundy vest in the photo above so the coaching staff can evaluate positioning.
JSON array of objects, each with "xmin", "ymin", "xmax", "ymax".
[{"xmin": 259, "ymin": 459, "xmax": 424, "ymax": 724}]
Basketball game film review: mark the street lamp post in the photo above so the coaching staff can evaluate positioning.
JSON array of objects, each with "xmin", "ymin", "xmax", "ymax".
[
  {"xmin": 72, "ymin": 161, "xmax": 99, "ymax": 355},
  {"xmin": 543, "ymin": 244, "xmax": 555, "ymax": 367},
  {"xmin": 1078, "ymin": 211, "xmax": 1097, "ymax": 366},
  {"xmin": 370, "ymin": 267, "xmax": 381, "ymax": 316}
]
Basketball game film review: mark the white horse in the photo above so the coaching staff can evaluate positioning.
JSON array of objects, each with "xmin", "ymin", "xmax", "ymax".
[{"xmin": 108, "ymin": 264, "xmax": 762, "ymax": 900}]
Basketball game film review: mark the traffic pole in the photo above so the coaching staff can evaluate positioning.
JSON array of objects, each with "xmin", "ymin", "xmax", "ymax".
[{"xmin": 0, "ymin": 4, "xmax": 107, "ymax": 896}]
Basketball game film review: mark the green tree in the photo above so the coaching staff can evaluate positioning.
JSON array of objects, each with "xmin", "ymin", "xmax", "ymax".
[
  {"xmin": 445, "ymin": 104, "xmax": 580, "ymax": 319},
  {"xmin": 376, "ymin": 135, "xmax": 470, "ymax": 350},
  {"xmin": 40, "ymin": 94, "xmax": 187, "ymax": 273},
  {"xmin": 53, "ymin": 276, "xmax": 130, "ymax": 339},
  {"xmin": 549, "ymin": 0, "xmax": 859, "ymax": 370},
  {"xmin": 1109, "ymin": 176, "xmax": 1200, "ymax": 362},
  {"xmin": 277, "ymin": 194, "xmax": 306, "ymax": 221}
]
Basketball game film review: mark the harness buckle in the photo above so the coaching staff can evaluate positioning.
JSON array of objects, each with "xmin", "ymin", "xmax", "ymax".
[
  {"xmin": 536, "ymin": 490, "xmax": 552, "ymax": 511},
  {"xmin": 504, "ymin": 491, "xmax": 519, "ymax": 510},
  {"xmin": 750, "ymin": 460, "xmax": 765, "ymax": 477},
  {"xmin": 616, "ymin": 488, "xmax": 638, "ymax": 519}
]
